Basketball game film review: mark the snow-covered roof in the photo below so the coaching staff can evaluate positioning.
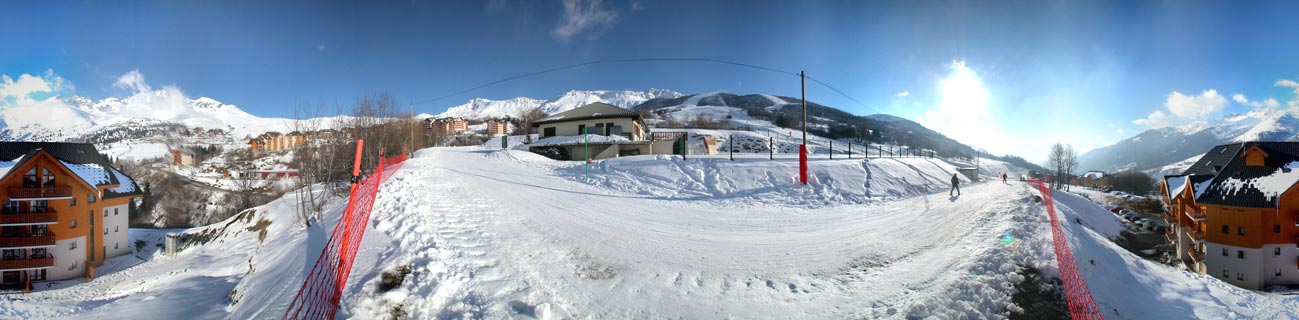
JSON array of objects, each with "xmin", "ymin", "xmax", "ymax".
[
  {"xmin": 0, "ymin": 155, "xmax": 25, "ymax": 180},
  {"xmin": 61, "ymin": 160, "xmax": 112, "ymax": 186},
  {"xmin": 1166, "ymin": 175, "xmax": 1188, "ymax": 197},
  {"xmin": 529, "ymin": 134, "xmax": 640, "ymax": 147},
  {"xmin": 107, "ymin": 167, "xmax": 137, "ymax": 194}
]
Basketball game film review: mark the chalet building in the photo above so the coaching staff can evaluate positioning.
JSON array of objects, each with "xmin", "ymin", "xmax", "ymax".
[
  {"xmin": 485, "ymin": 119, "xmax": 511, "ymax": 136},
  {"xmin": 170, "ymin": 149, "xmax": 196, "ymax": 166},
  {"xmin": 426, "ymin": 117, "xmax": 469, "ymax": 135},
  {"xmin": 528, "ymin": 103, "xmax": 653, "ymax": 160},
  {"xmin": 0, "ymin": 142, "xmax": 140, "ymax": 290},
  {"xmin": 1161, "ymin": 142, "xmax": 1299, "ymax": 290},
  {"xmin": 247, "ymin": 131, "xmax": 306, "ymax": 152}
]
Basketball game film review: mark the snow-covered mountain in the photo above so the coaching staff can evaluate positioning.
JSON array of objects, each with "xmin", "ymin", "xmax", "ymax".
[
  {"xmin": 1079, "ymin": 108, "xmax": 1299, "ymax": 175},
  {"xmin": 436, "ymin": 89, "xmax": 682, "ymax": 119},
  {"xmin": 0, "ymin": 88, "xmax": 349, "ymax": 142}
]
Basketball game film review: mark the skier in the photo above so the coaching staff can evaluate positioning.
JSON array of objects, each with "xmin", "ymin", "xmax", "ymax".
[{"xmin": 950, "ymin": 173, "xmax": 961, "ymax": 196}]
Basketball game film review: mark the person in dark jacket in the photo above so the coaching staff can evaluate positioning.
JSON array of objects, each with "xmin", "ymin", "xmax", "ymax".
[{"xmin": 950, "ymin": 173, "xmax": 961, "ymax": 196}]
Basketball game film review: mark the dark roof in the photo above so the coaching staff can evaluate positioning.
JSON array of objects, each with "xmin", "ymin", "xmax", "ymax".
[
  {"xmin": 1182, "ymin": 143, "xmax": 1244, "ymax": 176},
  {"xmin": 0, "ymin": 142, "xmax": 142, "ymax": 199},
  {"xmin": 1195, "ymin": 141, "xmax": 1299, "ymax": 208},
  {"xmin": 532, "ymin": 103, "xmax": 641, "ymax": 127}
]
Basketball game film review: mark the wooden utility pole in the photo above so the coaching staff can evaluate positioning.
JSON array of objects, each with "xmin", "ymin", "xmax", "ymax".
[{"xmin": 799, "ymin": 71, "xmax": 808, "ymax": 185}]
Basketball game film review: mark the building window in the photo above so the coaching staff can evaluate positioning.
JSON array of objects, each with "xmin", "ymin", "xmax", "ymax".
[
  {"xmin": 1237, "ymin": 273, "xmax": 1244, "ymax": 281},
  {"xmin": 1238, "ymin": 227, "xmax": 1246, "ymax": 236},
  {"xmin": 578, "ymin": 124, "xmax": 586, "ymax": 135},
  {"xmin": 1277, "ymin": 268, "xmax": 1283, "ymax": 277},
  {"xmin": 71, "ymin": 196, "xmax": 76, "ymax": 207},
  {"xmin": 70, "ymin": 219, "xmax": 77, "ymax": 228},
  {"xmin": 88, "ymin": 193, "xmax": 97, "ymax": 203},
  {"xmin": 1238, "ymin": 250, "xmax": 1245, "ymax": 259},
  {"xmin": 69, "ymin": 241, "xmax": 76, "ymax": 250},
  {"xmin": 1222, "ymin": 248, "xmax": 1228, "ymax": 256},
  {"xmin": 115, "ymin": 226, "xmax": 119, "ymax": 232},
  {"xmin": 1276, "ymin": 225, "xmax": 1282, "ymax": 233},
  {"xmin": 543, "ymin": 127, "xmax": 555, "ymax": 137},
  {"xmin": 1222, "ymin": 269, "xmax": 1229, "ymax": 277},
  {"xmin": 1222, "ymin": 225, "xmax": 1229, "ymax": 234},
  {"xmin": 1278, "ymin": 247, "xmax": 1283, "ymax": 256},
  {"xmin": 22, "ymin": 168, "xmax": 37, "ymax": 188},
  {"xmin": 41, "ymin": 169, "xmax": 54, "ymax": 188},
  {"xmin": 115, "ymin": 208, "xmax": 119, "ymax": 216},
  {"xmin": 115, "ymin": 243, "xmax": 119, "ymax": 250},
  {"xmin": 104, "ymin": 209, "xmax": 108, "ymax": 217}
]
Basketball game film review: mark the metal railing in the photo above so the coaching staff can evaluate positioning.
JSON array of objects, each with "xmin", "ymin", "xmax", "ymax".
[
  {"xmin": 0, "ymin": 257, "xmax": 54, "ymax": 270},
  {"xmin": 8, "ymin": 186, "xmax": 71, "ymax": 199},
  {"xmin": 0, "ymin": 211, "xmax": 58, "ymax": 225},
  {"xmin": 0, "ymin": 232, "xmax": 56, "ymax": 247}
]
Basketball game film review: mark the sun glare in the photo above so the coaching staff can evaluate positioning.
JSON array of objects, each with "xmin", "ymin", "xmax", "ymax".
[{"xmin": 939, "ymin": 60, "xmax": 986, "ymax": 117}]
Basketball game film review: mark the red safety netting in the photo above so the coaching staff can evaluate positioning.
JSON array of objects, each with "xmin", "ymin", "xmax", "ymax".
[
  {"xmin": 1029, "ymin": 179, "xmax": 1103, "ymax": 320},
  {"xmin": 284, "ymin": 151, "xmax": 406, "ymax": 319}
]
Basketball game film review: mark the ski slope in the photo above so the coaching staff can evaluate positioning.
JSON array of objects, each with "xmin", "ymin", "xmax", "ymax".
[{"xmin": 3, "ymin": 146, "xmax": 1296, "ymax": 319}]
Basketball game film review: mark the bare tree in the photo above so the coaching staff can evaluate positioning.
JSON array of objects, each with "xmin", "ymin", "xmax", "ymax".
[
  {"xmin": 513, "ymin": 107, "xmax": 546, "ymax": 137},
  {"xmin": 1047, "ymin": 143, "xmax": 1080, "ymax": 190},
  {"xmin": 1062, "ymin": 144, "xmax": 1079, "ymax": 191}
]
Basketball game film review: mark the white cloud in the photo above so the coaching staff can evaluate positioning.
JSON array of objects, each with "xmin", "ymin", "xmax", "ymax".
[
  {"xmin": 1133, "ymin": 89, "xmax": 1227, "ymax": 128},
  {"xmin": 0, "ymin": 70, "xmax": 70, "ymax": 107},
  {"xmin": 1278, "ymin": 79, "xmax": 1299, "ymax": 109},
  {"xmin": 895, "ymin": 91, "xmax": 909, "ymax": 97},
  {"xmin": 318, "ymin": 44, "xmax": 326, "ymax": 52},
  {"xmin": 115, "ymin": 69, "xmax": 151, "ymax": 93},
  {"xmin": 1233, "ymin": 93, "xmax": 1281, "ymax": 109},
  {"xmin": 551, "ymin": 0, "xmax": 617, "ymax": 41}
]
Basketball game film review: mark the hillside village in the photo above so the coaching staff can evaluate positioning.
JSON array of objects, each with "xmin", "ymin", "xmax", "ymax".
[{"xmin": 6, "ymin": 1, "xmax": 1299, "ymax": 318}]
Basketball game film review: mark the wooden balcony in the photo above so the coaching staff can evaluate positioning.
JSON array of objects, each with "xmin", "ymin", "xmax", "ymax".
[
  {"xmin": 1185, "ymin": 228, "xmax": 1205, "ymax": 243},
  {"xmin": 8, "ymin": 186, "xmax": 71, "ymax": 199},
  {"xmin": 0, "ymin": 232, "xmax": 55, "ymax": 248},
  {"xmin": 0, "ymin": 211, "xmax": 58, "ymax": 225},
  {"xmin": 1188, "ymin": 246, "xmax": 1205, "ymax": 261},
  {"xmin": 1184, "ymin": 209, "xmax": 1205, "ymax": 222},
  {"xmin": 0, "ymin": 257, "xmax": 54, "ymax": 270}
]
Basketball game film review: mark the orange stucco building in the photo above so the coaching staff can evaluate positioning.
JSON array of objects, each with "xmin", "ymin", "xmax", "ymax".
[
  {"xmin": 1162, "ymin": 142, "xmax": 1299, "ymax": 290},
  {"xmin": 0, "ymin": 142, "xmax": 140, "ymax": 290}
]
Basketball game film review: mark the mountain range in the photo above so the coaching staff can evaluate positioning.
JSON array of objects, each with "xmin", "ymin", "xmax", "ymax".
[
  {"xmin": 435, "ymin": 88, "xmax": 683, "ymax": 119},
  {"xmin": 0, "ymin": 86, "xmax": 1050, "ymax": 171},
  {"xmin": 1079, "ymin": 108, "xmax": 1299, "ymax": 176}
]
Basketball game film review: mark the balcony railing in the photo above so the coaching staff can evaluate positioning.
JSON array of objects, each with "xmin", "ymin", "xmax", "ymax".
[
  {"xmin": 0, "ymin": 232, "xmax": 55, "ymax": 248},
  {"xmin": 0, "ymin": 257, "xmax": 54, "ymax": 270},
  {"xmin": 1186, "ymin": 228, "xmax": 1205, "ymax": 243},
  {"xmin": 0, "ymin": 211, "xmax": 58, "ymax": 225},
  {"xmin": 1188, "ymin": 246, "xmax": 1205, "ymax": 261},
  {"xmin": 8, "ymin": 186, "xmax": 71, "ymax": 199},
  {"xmin": 1184, "ymin": 209, "xmax": 1206, "ymax": 222}
]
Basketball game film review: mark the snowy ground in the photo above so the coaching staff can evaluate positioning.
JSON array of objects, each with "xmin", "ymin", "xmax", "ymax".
[{"xmin": 2, "ymin": 145, "xmax": 1296, "ymax": 319}]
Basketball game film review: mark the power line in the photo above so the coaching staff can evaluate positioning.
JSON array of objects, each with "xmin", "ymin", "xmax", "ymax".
[{"xmin": 413, "ymin": 58, "xmax": 881, "ymax": 115}]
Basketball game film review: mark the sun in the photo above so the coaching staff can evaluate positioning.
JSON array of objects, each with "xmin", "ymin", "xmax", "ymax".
[{"xmin": 939, "ymin": 60, "xmax": 987, "ymax": 118}]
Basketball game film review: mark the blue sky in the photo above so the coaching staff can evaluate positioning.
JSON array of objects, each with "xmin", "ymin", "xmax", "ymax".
[{"xmin": 3, "ymin": 0, "xmax": 1299, "ymax": 162}]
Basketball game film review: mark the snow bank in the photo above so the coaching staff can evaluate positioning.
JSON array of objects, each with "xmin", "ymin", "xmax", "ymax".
[{"xmin": 1049, "ymin": 188, "xmax": 1299, "ymax": 318}]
